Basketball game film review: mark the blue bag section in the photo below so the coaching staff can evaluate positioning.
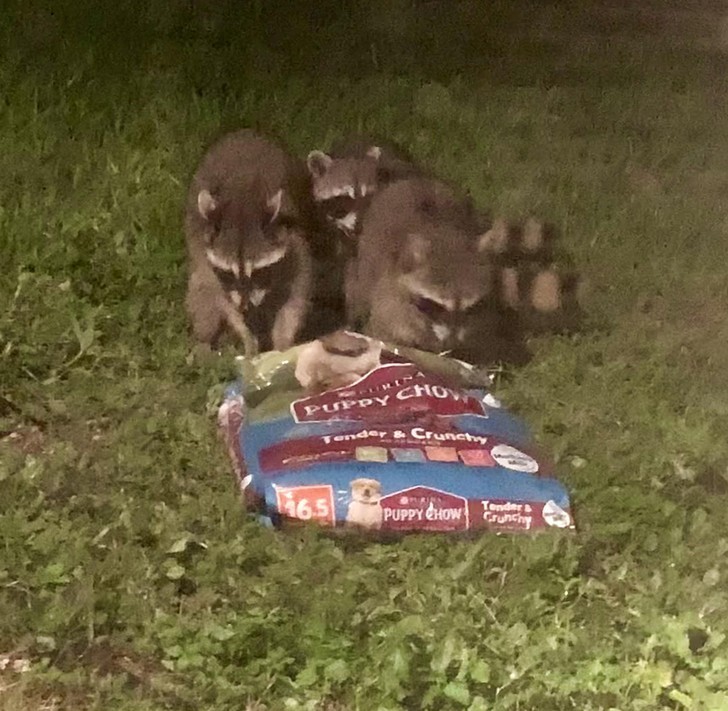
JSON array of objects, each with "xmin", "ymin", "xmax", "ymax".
[{"xmin": 218, "ymin": 360, "xmax": 575, "ymax": 535}]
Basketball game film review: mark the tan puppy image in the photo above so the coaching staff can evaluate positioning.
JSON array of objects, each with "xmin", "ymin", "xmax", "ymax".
[{"xmin": 345, "ymin": 478, "xmax": 384, "ymax": 530}]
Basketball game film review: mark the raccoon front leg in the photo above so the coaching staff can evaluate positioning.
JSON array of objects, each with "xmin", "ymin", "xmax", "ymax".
[
  {"xmin": 343, "ymin": 259, "xmax": 367, "ymax": 331},
  {"xmin": 271, "ymin": 287, "xmax": 309, "ymax": 352},
  {"xmin": 365, "ymin": 285, "xmax": 440, "ymax": 352},
  {"xmin": 186, "ymin": 268, "xmax": 226, "ymax": 347},
  {"xmin": 345, "ymin": 252, "xmax": 381, "ymax": 332},
  {"xmin": 186, "ymin": 267, "xmax": 259, "ymax": 355},
  {"xmin": 270, "ymin": 235, "xmax": 313, "ymax": 351},
  {"xmin": 217, "ymin": 296, "xmax": 259, "ymax": 356}
]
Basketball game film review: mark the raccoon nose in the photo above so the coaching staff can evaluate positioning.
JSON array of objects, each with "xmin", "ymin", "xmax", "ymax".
[
  {"xmin": 442, "ymin": 323, "xmax": 466, "ymax": 350},
  {"xmin": 444, "ymin": 333, "xmax": 460, "ymax": 350}
]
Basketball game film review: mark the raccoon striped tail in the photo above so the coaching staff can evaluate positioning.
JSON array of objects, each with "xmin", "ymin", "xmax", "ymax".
[
  {"xmin": 496, "ymin": 216, "xmax": 557, "ymax": 264},
  {"xmin": 495, "ymin": 217, "xmax": 583, "ymax": 335},
  {"xmin": 501, "ymin": 263, "xmax": 582, "ymax": 334}
]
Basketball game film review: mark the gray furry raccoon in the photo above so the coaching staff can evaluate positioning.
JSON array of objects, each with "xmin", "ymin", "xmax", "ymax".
[
  {"xmin": 184, "ymin": 129, "xmax": 314, "ymax": 353},
  {"xmin": 306, "ymin": 147, "xmax": 378, "ymax": 242},
  {"xmin": 301, "ymin": 135, "xmax": 428, "ymax": 344},
  {"xmin": 306, "ymin": 135, "xmax": 421, "ymax": 244},
  {"xmin": 298, "ymin": 136, "xmax": 419, "ymax": 344},
  {"xmin": 348, "ymin": 176, "xmax": 528, "ymax": 363}
]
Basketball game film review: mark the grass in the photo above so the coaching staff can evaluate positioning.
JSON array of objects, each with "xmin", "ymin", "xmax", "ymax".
[{"xmin": 2, "ymin": 0, "xmax": 728, "ymax": 708}]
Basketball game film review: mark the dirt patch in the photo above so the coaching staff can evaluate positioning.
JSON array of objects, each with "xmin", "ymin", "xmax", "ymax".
[{"xmin": 0, "ymin": 426, "xmax": 47, "ymax": 457}]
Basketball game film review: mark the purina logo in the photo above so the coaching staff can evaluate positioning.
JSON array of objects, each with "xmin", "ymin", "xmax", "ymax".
[
  {"xmin": 542, "ymin": 500, "xmax": 572, "ymax": 528},
  {"xmin": 290, "ymin": 363, "xmax": 485, "ymax": 423},
  {"xmin": 380, "ymin": 486, "xmax": 469, "ymax": 531}
]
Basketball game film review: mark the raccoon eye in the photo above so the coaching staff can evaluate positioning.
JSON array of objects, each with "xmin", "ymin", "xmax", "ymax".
[
  {"xmin": 264, "ymin": 208, "xmax": 298, "ymax": 245},
  {"xmin": 461, "ymin": 297, "xmax": 485, "ymax": 314},
  {"xmin": 412, "ymin": 297, "xmax": 450, "ymax": 320},
  {"xmin": 322, "ymin": 195, "xmax": 357, "ymax": 219}
]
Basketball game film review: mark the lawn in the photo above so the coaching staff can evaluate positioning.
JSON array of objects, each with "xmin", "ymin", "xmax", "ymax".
[{"xmin": 2, "ymin": 0, "xmax": 728, "ymax": 708}]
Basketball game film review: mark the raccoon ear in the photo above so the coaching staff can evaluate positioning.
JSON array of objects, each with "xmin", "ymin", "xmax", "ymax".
[
  {"xmin": 197, "ymin": 189, "xmax": 219, "ymax": 221},
  {"xmin": 266, "ymin": 189, "xmax": 283, "ymax": 222},
  {"xmin": 477, "ymin": 218, "xmax": 510, "ymax": 254},
  {"xmin": 366, "ymin": 145, "xmax": 382, "ymax": 161},
  {"xmin": 306, "ymin": 150, "xmax": 333, "ymax": 178}
]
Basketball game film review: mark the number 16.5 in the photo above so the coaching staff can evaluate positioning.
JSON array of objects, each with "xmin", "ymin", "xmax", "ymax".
[{"xmin": 275, "ymin": 484, "xmax": 336, "ymax": 526}]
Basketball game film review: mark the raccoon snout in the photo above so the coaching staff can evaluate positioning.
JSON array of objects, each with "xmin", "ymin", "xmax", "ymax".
[
  {"xmin": 432, "ymin": 323, "xmax": 452, "ymax": 344},
  {"xmin": 432, "ymin": 322, "xmax": 468, "ymax": 348}
]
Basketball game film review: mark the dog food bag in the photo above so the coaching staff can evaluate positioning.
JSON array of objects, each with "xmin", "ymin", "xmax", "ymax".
[{"xmin": 218, "ymin": 333, "xmax": 575, "ymax": 535}]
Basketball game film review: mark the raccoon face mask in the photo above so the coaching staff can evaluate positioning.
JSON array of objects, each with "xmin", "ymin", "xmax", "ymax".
[{"xmin": 198, "ymin": 186, "xmax": 291, "ymax": 280}]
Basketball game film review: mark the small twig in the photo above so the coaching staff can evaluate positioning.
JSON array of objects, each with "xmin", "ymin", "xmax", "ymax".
[
  {"xmin": 370, "ymin": 42, "xmax": 380, "ymax": 71},
  {"xmin": 0, "ymin": 393, "xmax": 47, "ymax": 430}
]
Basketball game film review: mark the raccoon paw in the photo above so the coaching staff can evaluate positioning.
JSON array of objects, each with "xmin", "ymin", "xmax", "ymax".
[{"xmin": 271, "ymin": 299, "xmax": 307, "ymax": 352}]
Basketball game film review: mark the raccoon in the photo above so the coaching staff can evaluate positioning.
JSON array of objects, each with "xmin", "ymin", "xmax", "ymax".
[
  {"xmin": 348, "ymin": 176, "xmax": 526, "ymax": 363},
  {"xmin": 306, "ymin": 148, "xmax": 378, "ymax": 243},
  {"xmin": 301, "ymin": 136, "xmax": 426, "ymax": 342},
  {"xmin": 184, "ymin": 129, "xmax": 315, "ymax": 353},
  {"xmin": 367, "ymin": 235, "xmax": 531, "ymax": 365},
  {"xmin": 306, "ymin": 135, "xmax": 421, "ymax": 244},
  {"xmin": 349, "ymin": 176, "xmax": 481, "ymax": 323}
]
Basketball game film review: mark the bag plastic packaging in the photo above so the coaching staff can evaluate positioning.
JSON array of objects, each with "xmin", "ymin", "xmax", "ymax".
[{"xmin": 218, "ymin": 333, "xmax": 575, "ymax": 535}]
